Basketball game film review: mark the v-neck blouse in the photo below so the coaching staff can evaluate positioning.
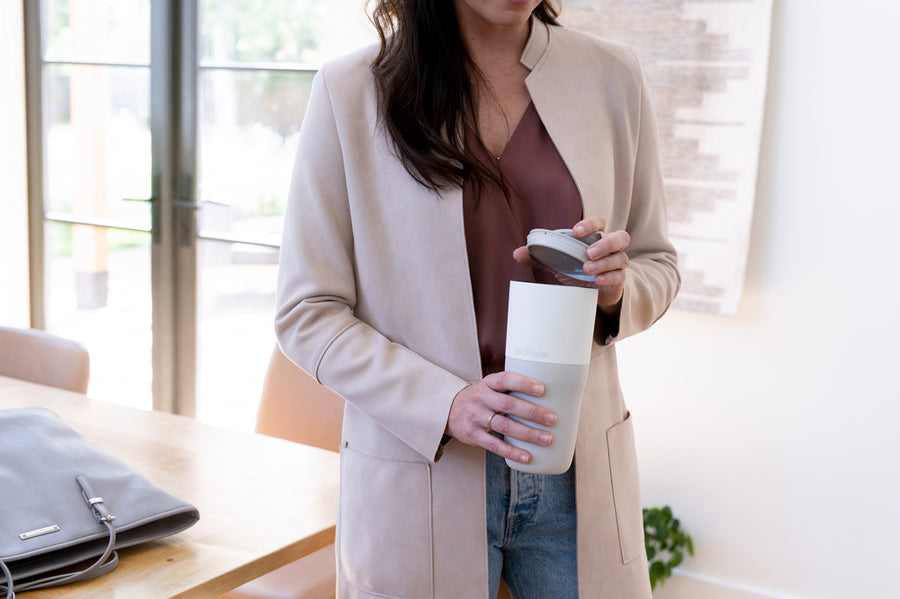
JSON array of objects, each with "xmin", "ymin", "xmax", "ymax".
[{"xmin": 463, "ymin": 101, "xmax": 583, "ymax": 375}]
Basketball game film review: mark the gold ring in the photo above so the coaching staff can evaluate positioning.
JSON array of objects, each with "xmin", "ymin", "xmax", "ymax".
[{"xmin": 487, "ymin": 411, "xmax": 499, "ymax": 433}]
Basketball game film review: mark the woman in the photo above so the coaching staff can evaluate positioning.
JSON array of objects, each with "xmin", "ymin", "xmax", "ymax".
[{"xmin": 275, "ymin": 0, "xmax": 679, "ymax": 597}]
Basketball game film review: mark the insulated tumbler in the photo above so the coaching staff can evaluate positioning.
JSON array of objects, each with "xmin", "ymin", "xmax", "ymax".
[{"xmin": 504, "ymin": 281, "xmax": 598, "ymax": 474}]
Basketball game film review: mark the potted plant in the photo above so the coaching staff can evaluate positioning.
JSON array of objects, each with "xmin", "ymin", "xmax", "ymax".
[{"xmin": 643, "ymin": 505, "xmax": 694, "ymax": 590}]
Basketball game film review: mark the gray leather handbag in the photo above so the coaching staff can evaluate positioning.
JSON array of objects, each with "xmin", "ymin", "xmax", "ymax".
[{"xmin": 0, "ymin": 407, "xmax": 200, "ymax": 598}]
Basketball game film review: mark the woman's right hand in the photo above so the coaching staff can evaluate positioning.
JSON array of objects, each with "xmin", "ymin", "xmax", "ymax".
[{"xmin": 447, "ymin": 372, "xmax": 557, "ymax": 464}]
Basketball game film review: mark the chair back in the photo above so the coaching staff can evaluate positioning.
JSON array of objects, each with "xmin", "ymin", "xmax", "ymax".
[
  {"xmin": 0, "ymin": 326, "xmax": 90, "ymax": 394},
  {"xmin": 255, "ymin": 345, "xmax": 344, "ymax": 453}
]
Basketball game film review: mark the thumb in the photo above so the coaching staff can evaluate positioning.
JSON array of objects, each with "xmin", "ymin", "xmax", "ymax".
[{"xmin": 513, "ymin": 246, "xmax": 539, "ymax": 267}]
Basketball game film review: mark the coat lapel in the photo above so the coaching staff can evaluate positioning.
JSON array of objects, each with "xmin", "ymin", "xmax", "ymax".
[{"xmin": 523, "ymin": 20, "xmax": 618, "ymax": 219}]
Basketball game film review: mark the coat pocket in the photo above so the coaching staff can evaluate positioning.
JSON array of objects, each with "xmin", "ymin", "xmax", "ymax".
[
  {"xmin": 339, "ymin": 444, "xmax": 433, "ymax": 598},
  {"xmin": 606, "ymin": 412, "xmax": 644, "ymax": 564}
]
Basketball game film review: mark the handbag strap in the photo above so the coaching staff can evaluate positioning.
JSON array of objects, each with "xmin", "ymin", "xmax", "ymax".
[
  {"xmin": 1, "ymin": 561, "xmax": 13, "ymax": 599},
  {"xmin": 0, "ymin": 476, "xmax": 120, "ymax": 599}
]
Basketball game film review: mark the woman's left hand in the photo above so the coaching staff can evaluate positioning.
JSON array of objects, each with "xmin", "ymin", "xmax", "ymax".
[{"xmin": 513, "ymin": 215, "xmax": 630, "ymax": 312}]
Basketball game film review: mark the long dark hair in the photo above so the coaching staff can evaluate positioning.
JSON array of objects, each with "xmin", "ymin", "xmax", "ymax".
[{"xmin": 369, "ymin": 0, "xmax": 560, "ymax": 192}]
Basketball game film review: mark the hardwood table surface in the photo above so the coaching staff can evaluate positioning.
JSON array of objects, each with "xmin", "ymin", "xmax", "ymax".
[{"xmin": 0, "ymin": 375, "xmax": 340, "ymax": 598}]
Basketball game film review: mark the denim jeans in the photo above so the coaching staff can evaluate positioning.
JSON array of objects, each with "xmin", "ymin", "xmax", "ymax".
[{"xmin": 486, "ymin": 445, "xmax": 578, "ymax": 599}]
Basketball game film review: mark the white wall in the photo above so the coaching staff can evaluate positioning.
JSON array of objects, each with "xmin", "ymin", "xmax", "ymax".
[
  {"xmin": 0, "ymin": 0, "xmax": 30, "ymax": 326},
  {"xmin": 624, "ymin": 1, "xmax": 900, "ymax": 598}
]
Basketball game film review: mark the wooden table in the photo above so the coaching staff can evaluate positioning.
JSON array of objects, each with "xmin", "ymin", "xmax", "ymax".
[{"xmin": 0, "ymin": 375, "xmax": 340, "ymax": 598}]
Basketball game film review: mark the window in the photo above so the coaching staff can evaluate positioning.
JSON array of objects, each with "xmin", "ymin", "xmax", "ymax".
[{"xmin": 25, "ymin": 0, "xmax": 374, "ymax": 430}]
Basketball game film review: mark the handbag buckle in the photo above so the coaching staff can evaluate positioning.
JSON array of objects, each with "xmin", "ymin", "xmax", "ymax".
[{"xmin": 77, "ymin": 475, "xmax": 117, "ymax": 523}]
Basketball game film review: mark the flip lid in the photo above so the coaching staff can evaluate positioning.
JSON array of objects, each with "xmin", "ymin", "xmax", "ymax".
[{"xmin": 526, "ymin": 228, "xmax": 602, "ymax": 282}]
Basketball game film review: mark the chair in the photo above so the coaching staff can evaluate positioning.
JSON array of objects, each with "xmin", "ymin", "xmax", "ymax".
[
  {"xmin": 253, "ymin": 345, "xmax": 344, "ymax": 454},
  {"xmin": 218, "ymin": 345, "xmax": 344, "ymax": 599},
  {"xmin": 0, "ymin": 326, "xmax": 90, "ymax": 393}
]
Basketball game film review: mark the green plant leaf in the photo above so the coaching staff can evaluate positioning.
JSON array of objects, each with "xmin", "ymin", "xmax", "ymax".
[{"xmin": 643, "ymin": 505, "xmax": 693, "ymax": 590}]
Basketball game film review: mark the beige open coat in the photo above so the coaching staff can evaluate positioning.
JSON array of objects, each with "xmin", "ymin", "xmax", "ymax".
[{"xmin": 275, "ymin": 19, "xmax": 679, "ymax": 599}]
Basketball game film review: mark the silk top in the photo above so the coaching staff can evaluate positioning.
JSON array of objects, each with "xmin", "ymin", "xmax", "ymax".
[{"xmin": 463, "ymin": 101, "xmax": 583, "ymax": 375}]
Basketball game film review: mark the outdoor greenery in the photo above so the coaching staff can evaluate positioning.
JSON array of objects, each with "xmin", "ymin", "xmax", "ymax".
[
  {"xmin": 201, "ymin": 0, "xmax": 322, "ymax": 64},
  {"xmin": 643, "ymin": 505, "xmax": 694, "ymax": 591},
  {"xmin": 49, "ymin": 223, "xmax": 149, "ymax": 259},
  {"xmin": 199, "ymin": 0, "xmax": 324, "ymax": 220}
]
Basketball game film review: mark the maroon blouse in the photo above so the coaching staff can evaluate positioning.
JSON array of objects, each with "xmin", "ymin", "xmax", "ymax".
[{"xmin": 463, "ymin": 101, "xmax": 583, "ymax": 375}]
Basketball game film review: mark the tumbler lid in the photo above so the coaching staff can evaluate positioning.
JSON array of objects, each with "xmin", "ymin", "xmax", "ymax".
[{"xmin": 526, "ymin": 228, "xmax": 602, "ymax": 282}]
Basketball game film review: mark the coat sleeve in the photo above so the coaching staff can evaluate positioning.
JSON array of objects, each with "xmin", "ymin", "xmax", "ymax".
[
  {"xmin": 274, "ymin": 67, "xmax": 467, "ymax": 462},
  {"xmin": 598, "ymin": 60, "xmax": 681, "ymax": 345}
]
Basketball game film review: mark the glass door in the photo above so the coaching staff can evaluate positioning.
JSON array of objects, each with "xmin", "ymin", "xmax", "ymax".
[
  {"xmin": 25, "ymin": 0, "xmax": 374, "ymax": 428},
  {"xmin": 26, "ymin": 0, "xmax": 158, "ymax": 411}
]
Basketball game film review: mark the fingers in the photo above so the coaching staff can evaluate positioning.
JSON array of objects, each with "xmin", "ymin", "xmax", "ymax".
[
  {"xmin": 485, "ymin": 411, "xmax": 553, "ymax": 448},
  {"xmin": 582, "ymin": 250, "xmax": 629, "ymax": 279},
  {"xmin": 484, "ymin": 370, "xmax": 544, "ymax": 398},
  {"xmin": 585, "ymin": 228, "xmax": 630, "ymax": 262},
  {"xmin": 573, "ymin": 224, "xmax": 629, "ymax": 308},
  {"xmin": 583, "ymin": 230, "xmax": 630, "ymax": 277},
  {"xmin": 572, "ymin": 215, "xmax": 607, "ymax": 238},
  {"xmin": 473, "ymin": 407, "xmax": 554, "ymax": 464},
  {"xmin": 446, "ymin": 372, "xmax": 558, "ymax": 464},
  {"xmin": 484, "ymin": 372, "xmax": 557, "ymax": 430},
  {"xmin": 564, "ymin": 217, "xmax": 632, "ymax": 280},
  {"xmin": 474, "ymin": 428, "xmax": 533, "ymax": 464},
  {"xmin": 512, "ymin": 245, "xmax": 540, "ymax": 267}
]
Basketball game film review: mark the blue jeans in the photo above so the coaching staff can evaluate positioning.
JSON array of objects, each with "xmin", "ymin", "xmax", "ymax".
[{"xmin": 486, "ymin": 446, "xmax": 578, "ymax": 599}]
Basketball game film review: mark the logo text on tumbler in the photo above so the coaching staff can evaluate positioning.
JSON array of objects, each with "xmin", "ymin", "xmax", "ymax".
[{"xmin": 513, "ymin": 347, "xmax": 549, "ymax": 360}]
